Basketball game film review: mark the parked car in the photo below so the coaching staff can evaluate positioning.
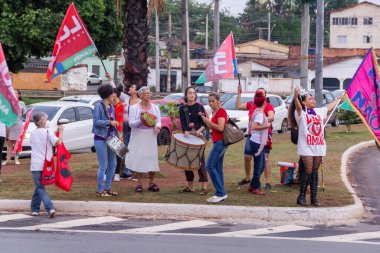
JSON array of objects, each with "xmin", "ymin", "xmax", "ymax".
[
  {"xmin": 222, "ymin": 93, "xmax": 289, "ymax": 133},
  {"xmin": 7, "ymin": 102, "xmax": 95, "ymax": 156},
  {"xmin": 220, "ymin": 92, "xmax": 237, "ymax": 103},
  {"xmin": 194, "ymin": 85, "xmax": 213, "ymax": 93},
  {"xmin": 151, "ymin": 100, "xmax": 182, "ymax": 146},
  {"xmin": 59, "ymin": 95, "xmax": 102, "ymax": 106},
  {"xmin": 163, "ymin": 92, "xmax": 212, "ymax": 117},
  {"xmin": 284, "ymin": 90, "xmax": 340, "ymax": 127},
  {"xmin": 87, "ymin": 72, "xmax": 102, "ymax": 85},
  {"xmin": 332, "ymin": 89, "xmax": 346, "ymax": 99}
]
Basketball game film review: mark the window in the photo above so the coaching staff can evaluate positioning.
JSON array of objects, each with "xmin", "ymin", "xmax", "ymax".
[
  {"xmin": 78, "ymin": 107, "xmax": 93, "ymax": 121},
  {"xmin": 351, "ymin": 17, "xmax": 357, "ymax": 25},
  {"xmin": 333, "ymin": 17, "xmax": 357, "ymax": 26},
  {"xmin": 364, "ymin": 17, "xmax": 373, "ymax": 25},
  {"xmin": 268, "ymin": 97, "xmax": 280, "ymax": 108},
  {"xmin": 92, "ymin": 65, "xmax": 100, "ymax": 75},
  {"xmin": 363, "ymin": 36, "xmax": 373, "ymax": 44},
  {"xmin": 337, "ymin": 36, "xmax": 347, "ymax": 44},
  {"xmin": 343, "ymin": 78, "xmax": 352, "ymax": 89},
  {"xmin": 333, "ymin": 18, "xmax": 338, "ymax": 25},
  {"xmin": 60, "ymin": 108, "xmax": 76, "ymax": 123},
  {"xmin": 342, "ymin": 18, "xmax": 348, "ymax": 25}
]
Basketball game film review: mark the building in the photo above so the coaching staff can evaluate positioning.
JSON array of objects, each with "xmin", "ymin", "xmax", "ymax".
[{"xmin": 330, "ymin": 1, "xmax": 380, "ymax": 49}]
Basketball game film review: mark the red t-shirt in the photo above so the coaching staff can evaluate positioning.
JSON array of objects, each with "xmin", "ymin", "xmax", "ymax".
[
  {"xmin": 211, "ymin": 108, "xmax": 228, "ymax": 143},
  {"xmin": 114, "ymin": 100, "xmax": 125, "ymax": 133},
  {"xmin": 246, "ymin": 101, "xmax": 274, "ymax": 135}
]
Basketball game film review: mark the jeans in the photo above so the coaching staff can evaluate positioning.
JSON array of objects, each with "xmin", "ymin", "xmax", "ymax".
[
  {"xmin": 31, "ymin": 171, "xmax": 54, "ymax": 213},
  {"xmin": 95, "ymin": 140, "xmax": 116, "ymax": 192},
  {"xmin": 206, "ymin": 140, "xmax": 228, "ymax": 197},
  {"xmin": 249, "ymin": 141, "xmax": 266, "ymax": 189},
  {"xmin": 123, "ymin": 128, "xmax": 132, "ymax": 176}
]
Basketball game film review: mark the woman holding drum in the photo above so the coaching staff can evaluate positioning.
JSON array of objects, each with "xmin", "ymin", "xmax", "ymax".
[
  {"xmin": 178, "ymin": 87, "xmax": 208, "ymax": 195},
  {"xmin": 199, "ymin": 93, "xmax": 228, "ymax": 203},
  {"xmin": 125, "ymin": 86, "xmax": 161, "ymax": 193}
]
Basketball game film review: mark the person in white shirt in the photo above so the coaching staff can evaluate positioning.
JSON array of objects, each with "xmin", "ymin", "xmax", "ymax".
[
  {"xmin": 29, "ymin": 112, "xmax": 63, "ymax": 218},
  {"xmin": 288, "ymin": 88, "xmax": 342, "ymax": 207}
]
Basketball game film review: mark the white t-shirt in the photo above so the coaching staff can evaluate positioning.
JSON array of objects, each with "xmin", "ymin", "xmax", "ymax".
[
  {"xmin": 0, "ymin": 122, "xmax": 6, "ymax": 137},
  {"xmin": 295, "ymin": 107, "xmax": 328, "ymax": 156},
  {"xmin": 250, "ymin": 113, "xmax": 267, "ymax": 144},
  {"xmin": 30, "ymin": 128, "xmax": 58, "ymax": 171}
]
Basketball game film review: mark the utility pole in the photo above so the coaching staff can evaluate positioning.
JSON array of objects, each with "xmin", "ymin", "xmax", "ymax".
[
  {"xmin": 300, "ymin": 3, "xmax": 310, "ymax": 90},
  {"xmin": 205, "ymin": 13, "xmax": 209, "ymax": 50},
  {"xmin": 315, "ymin": 0, "xmax": 324, "ymax": 107},
  {"xmin": 155, "ymin": 10, "xmax": 160, "ymax": 92},
  {"xmin": 213, "ymin": 0, "xmax": 220, "ymax": 91},
  {"xmin": 268, "ymin": 11, "xmax": 271, "ymax": 41},
  {"xmin": 181, "ymin": 0, "xmax": 190, "ymax": 91},
  {"xmin": 167, "ymin": 12, "xmax": 172, "ymax": 93}
]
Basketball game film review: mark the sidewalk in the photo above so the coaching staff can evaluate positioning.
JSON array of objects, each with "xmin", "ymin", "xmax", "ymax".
[{"xmin": 0, "ymin": 141, "xmax": 375, "ymax": 225}]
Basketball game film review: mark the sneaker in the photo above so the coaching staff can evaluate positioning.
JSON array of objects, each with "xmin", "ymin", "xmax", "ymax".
[
  {"xmin": 252, "ymin": 189, "xmax": 266, "ymax": 195},
  {"xmin": 15, "ymin": 159, "xmax": 20, "ymax": 165},
  {"xmin": 238, "ymin": 179, "xmax": 251, "ymax": 185},
  {"xmin": 31, "ymin": 212, "xmax": 39, "ymax": 216},
  {"xmin": 48, "ymin": 209, "xmax": 56, "ymax": 218},
  {"xmin": 207, "ymin": 195, "xmax": 228, "ymax": 203},
  {"xmin": 1, "ymin": 161, "xmax": 9, "ymax": 166},
  {"xmin": 265, "ymin": 183, "xmax": 272, "ymax": 190},
  {"xmin": 114, "ymin": 174, "xmax": 120, "ymax": 182}
]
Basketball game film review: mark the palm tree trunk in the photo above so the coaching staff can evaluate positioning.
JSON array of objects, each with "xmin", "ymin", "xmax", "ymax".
[{"xmin": 123, "ymin": 0, "xmax": 149, "ymax": 88}]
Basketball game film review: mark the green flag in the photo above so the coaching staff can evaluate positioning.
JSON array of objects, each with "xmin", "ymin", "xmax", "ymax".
[
  {"xmin": 195, "ymin": 72, "xmax": 206, "ymax": 84},
  {"xmin": 338, "ymin": 100, "xmax": 355, "ymax": 112}
]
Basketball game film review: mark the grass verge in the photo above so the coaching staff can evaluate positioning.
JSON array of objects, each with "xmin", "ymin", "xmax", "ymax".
[{"xmin": 0, "ymin": 124, "xmax": 372, "ymax": 207}]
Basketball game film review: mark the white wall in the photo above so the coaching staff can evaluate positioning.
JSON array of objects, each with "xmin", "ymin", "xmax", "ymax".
[{"xmin": 307, "ymin": 57, "xmax": 362, "ymax": 89}]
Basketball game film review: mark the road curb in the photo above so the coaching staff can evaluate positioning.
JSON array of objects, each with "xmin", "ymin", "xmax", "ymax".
[{"xmin": 0, "ymin": 141, "xmax": 375, "ymax": 225}]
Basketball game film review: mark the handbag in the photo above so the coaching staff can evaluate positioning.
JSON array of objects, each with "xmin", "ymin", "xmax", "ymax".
[
  {"xmin": 41, "ymin": 130, "xmax": 56, "ymax": 185},
  {"xmin": 223, "ymin": 118, "xmax": 245, "ymax": 145}
]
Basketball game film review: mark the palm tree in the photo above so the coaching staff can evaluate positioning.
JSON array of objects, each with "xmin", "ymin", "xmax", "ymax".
[{"xmin": 123, "ymin": 0, "xmax": 165, "ymax": 88}]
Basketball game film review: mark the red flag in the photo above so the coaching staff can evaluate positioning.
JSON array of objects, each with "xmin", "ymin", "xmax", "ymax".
[
  {"xmin": 55, "ymin": 141, "xmax": 73, "ymax": 192},
  {"xmin": 204, "ymin": 32, "xmax": 238, "ymax": 82},
  {"xmin": 0, "ymin": 42, "xmax": 20, "ymax": 126},
  {"xmin": 46, "ymin": 3, "xmax": 97, "ymax": 82},
  {"xmin": 12, "ymin": 109, "xmax": 33, "ymax": 155}
]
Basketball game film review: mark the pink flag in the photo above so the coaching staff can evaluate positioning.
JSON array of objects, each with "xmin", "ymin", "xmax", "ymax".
[
  {"xmin": 12, "ymin": 109, "xmax": 33, "ymax": 155},
  {"xmin": 346, "ymin": 48, "xmax": 380, "ymax": 145},
  {"xmin": 0, "ymin": 42, "xmax": 20, "ymax": 126},
  {"xmin": 204, "ymin": 32, "xmax": 238, "ymax": 82}
]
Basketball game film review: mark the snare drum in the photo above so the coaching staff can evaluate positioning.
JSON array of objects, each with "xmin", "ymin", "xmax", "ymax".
[
  {"xmin": 165, "ymin": 132, "xmax": 206, "ymax": 171},
  {"xmin": 106, "ymin": 135, "xmax": 129, "ymax": 158}
]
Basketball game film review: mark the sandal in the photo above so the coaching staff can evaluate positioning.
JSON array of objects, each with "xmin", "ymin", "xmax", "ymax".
[
  {"xmin": 135, "ymin": 185, "xmax": 143, "ymax": 193},
  {"xmin": 105, "ymin": 189, "xmax": 118, "ymax": 196},
  {"xmin": 179, "ymin": 186, "xmax": 195, "ymax": 193},
  {"xmin": 96, "ymin": 191, "xmax": 111, "ymax": 197},
  {"xmin": 148, "ymin": 183, "xmax": 160, "ymax": 192},
  {"xmin": 199, "ymin": 188, "xmax": 208, "ymax": 195}
]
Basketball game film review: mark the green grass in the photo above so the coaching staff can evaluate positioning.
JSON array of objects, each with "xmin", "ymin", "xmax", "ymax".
[{"xmin": 0, "ymin": 124, "xmax": 372, "ymax": 207}]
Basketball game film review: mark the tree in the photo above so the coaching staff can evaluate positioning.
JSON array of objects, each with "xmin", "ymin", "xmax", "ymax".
[
  {"xmin": 0, "ymin": 0, "xmax": 123, "ymax": 73},
  {"xmin": 123, "ymin": 0, "xmax": 166, "ymax": 87}
]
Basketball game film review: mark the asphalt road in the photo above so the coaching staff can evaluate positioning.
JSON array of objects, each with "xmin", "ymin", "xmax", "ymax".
[{"xmin": 0, "ymin": 145, "xmax": 379, "ymax": 253}]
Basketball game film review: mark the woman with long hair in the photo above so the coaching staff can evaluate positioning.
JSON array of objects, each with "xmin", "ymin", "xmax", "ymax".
[
  {"xmin": 178, "ymin": 87, "xmax": 208, "ymax": 195},
  {"xmin": 200, "ymin": 92, "xmax": 228, "ymax": 203},
  {"xmin": 288, "ymin": 88, "xmax": 341, "ymax": 206},
  {"xmin": 112, "ymin": 85, "xmax": 125, "ymax": 182},
  {"xmin": 3, "ymin": 90, "xmax": 26, "ymax": 165}
]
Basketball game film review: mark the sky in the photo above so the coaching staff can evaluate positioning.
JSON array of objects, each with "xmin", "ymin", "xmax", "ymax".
[{"xmin": 195, "ymin": 0, "xmax": 249, "ymax": 16}]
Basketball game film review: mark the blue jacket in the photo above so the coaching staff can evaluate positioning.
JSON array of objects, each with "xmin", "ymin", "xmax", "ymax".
[{"xmin": 92, "ymin": 101, "xmax": 116, "ymax": 139}]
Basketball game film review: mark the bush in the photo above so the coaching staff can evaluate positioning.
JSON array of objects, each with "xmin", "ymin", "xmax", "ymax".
[{"xmin": 337, "ymin": 109, "xmax": 358, "ymax": 132}]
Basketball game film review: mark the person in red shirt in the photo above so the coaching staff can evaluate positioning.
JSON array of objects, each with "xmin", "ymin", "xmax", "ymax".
[
  {"xmin": 200, "ymin": 93, "xmax": 228, "ymax": 203},
  {"xmin": 113, "ymin": 85, "xmax": 125, "ymax": 182},
  {"xmin": 235, "ymin": 86, "xmax": 275, "ymax": 190}
]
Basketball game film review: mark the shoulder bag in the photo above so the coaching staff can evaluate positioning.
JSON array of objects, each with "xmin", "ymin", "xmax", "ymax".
[
  {"xmin": 41, "ymin": 130, "xmax": 56, "ymax": 185},
  {"xmin": 223, "ymin": 118, "xmax": 245, "ymax": 146}
]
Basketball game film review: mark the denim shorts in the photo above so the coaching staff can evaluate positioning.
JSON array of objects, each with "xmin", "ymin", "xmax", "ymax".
[{"xmin": 244, "ymin": 136, "xmax": 270, "ymax": 155}]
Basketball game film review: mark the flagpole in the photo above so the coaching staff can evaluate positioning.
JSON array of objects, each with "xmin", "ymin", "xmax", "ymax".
[
  {"xmin": 323, "ymin": 92, "xmax": 346, "ymax": 129},
  {"xmin": 97, "ymin": 53, "xmax": 108, "ymax": 74}
]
